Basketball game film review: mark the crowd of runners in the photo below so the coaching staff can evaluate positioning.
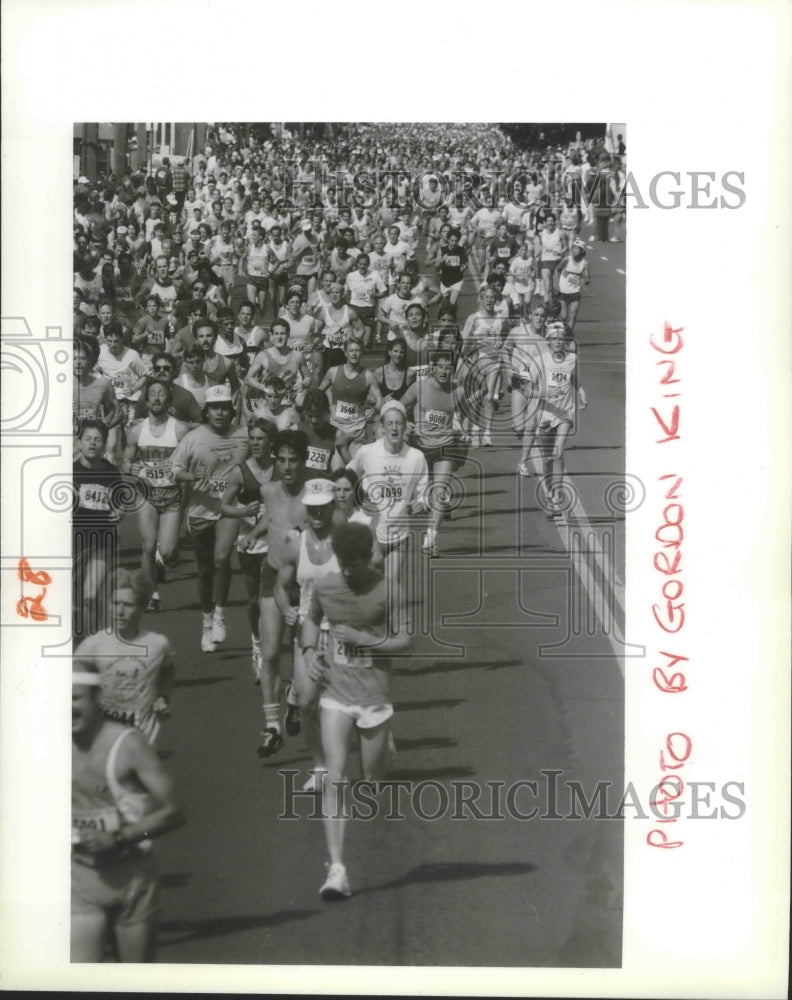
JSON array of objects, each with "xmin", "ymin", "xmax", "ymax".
[{"xmin": 70, "ymin": 122, "xmax": 625, "ymax": 957}]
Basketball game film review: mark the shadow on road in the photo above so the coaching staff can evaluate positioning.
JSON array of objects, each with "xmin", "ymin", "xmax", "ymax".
[
  {"xmin": 173, "ymin": 675, "xmax": 235, "ymax": 688},
  {"xmin": 158, "ymin": 908, "xmax": 322, "ymax": 946},
  {"xmin": 386, "ymin": 765, "xmax": 475, "ymax": 780},
  {"xmin": 394, "ymin": 698, "xmax": 465, "ymax": 711},
  {"xmin": 392, "ymin": 736, "xmax": 459, "ymax": 750},
  {"xmin": 354, "ymin": 860, "xmax": 537, "ymax": 898}
]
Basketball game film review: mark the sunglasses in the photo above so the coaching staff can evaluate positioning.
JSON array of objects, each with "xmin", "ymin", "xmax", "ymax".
[{"xmin": 153, "ymin": 366, "xmax": 173, "ymax": 373}]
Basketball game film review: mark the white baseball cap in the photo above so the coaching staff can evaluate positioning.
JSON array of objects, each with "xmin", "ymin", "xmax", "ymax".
[
  {"xmin": 204, "ymin": 384, "xmax": 234, "ymax": 406},
  {"xmin": 302, "ymin": 478, "xmax": 335, "ymax": 506}
]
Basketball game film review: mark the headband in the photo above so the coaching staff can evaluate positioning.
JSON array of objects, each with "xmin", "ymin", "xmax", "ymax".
[{"xmin": 72, "ymin": 672, "xmax": 101, "ymax": 686}]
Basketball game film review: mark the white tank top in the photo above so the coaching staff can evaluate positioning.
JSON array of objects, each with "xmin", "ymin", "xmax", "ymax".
[
  {"xmin": 297, "ymin": 531, "xmax": 339, "ymax": 624},
  {"xmin": 558, "ymin": 255, "xmax": 586, "ymax": 295},
  {"xmin": 137, "ymin": 416, "xmax": 179, "ymax": 488},
  {"xmin": 72, "ymin": 728, "xmax": 153, "ymax": 850},
  {"xmin": 540, "ymin": 229, "xmax": 564, "ymax": 261},
  {"xmin": 321, "ymin": 304, "xmax": 351, "ymax": 348}
]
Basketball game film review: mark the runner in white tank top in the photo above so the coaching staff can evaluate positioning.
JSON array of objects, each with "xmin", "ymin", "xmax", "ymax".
[
  {"xmin": 121, "ymin": 382, "xmax": 189, "ymax": 611},
  {"xmin": 274, "ymin": 479, "xmax": 345, "ymax": 789}
]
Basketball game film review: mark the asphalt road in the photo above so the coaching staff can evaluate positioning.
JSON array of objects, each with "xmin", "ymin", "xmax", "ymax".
[{"xmin": 117, "ymin": 221, "xmax": 626, "ymax": 967}]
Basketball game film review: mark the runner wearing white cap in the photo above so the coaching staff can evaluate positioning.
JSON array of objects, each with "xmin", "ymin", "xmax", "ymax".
[
  {"xmin": 170, "ymin": 383, "xmax": 250, "ymax": 652},
  {"xmin": 556, "ymin": 239, "xmax": 590, "ymax": 332},
  {"xmin": 274, "ymin": 477, "xmax": 340, "ymax": 790}
]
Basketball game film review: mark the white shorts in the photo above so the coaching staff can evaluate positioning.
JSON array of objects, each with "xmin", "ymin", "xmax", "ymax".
[
  {"xmin": 440, "ymin": 279, "xmax": 464, "ymax": 295},
  {"xmin": 319, "ymin": 696, "xmax": 393, "ymax": 729}
]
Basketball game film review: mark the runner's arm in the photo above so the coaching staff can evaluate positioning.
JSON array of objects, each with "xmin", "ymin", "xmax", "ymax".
[
  {"xmin": 115, "ymin": 730, "xmax": 185, "ymax": 844},
  {"xmin": 120, "ymin": 423, "xmax": 142, "ymax": 475},
  {"xmin": 245, "ymin": 352, "xmax": 269, "ymax": 392},
  {"xmin": 274, "ymin": 552, "xmax": 299, "ymax": 623}
]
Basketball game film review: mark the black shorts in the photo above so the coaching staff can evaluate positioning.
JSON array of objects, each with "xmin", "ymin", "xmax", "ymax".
[
  {"xmin": 417, "ymin": 441, "xmax": 465, "ymax": 470},
  {"xmin": 246, "ymin": 275, "xmax": 269, "ymax": 290},
  {"xmin": 259, "ymin": 558, "xmax": 278, "ymax": 598},
  {"xmin": 558, "ymin": 291, "xmax": 581, "ymax": 304},
  {"xmin": 238, "ymin": 549, "xmax": 264, "ymax": 580},
  {"xmin": 354, "ymin": 306, "xmax": 375, "ymax": 324}
]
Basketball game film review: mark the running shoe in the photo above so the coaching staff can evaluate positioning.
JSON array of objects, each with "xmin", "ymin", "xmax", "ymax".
[
  {"xmin": 518, "ymin": 461, "xmax": 532, "ymax": 478},
  {"xmin": 421, "ymin": 530, "xmax": 437, "ymax": 557},
  {"xmin": 544, "ymin": 496, "xmax": 563, "ymax": 520},
  {"xmin": 257, "ymin": 727, "xmax": 284, "ymax": 758},
  {"xmin": 146, "ymin": 595, "xmax": 160, "ymax": 613},
  {"xmin": 469, "ymin": 427, "xmax": 481, "ymax": 448},
  {"xmin": 201, "ymin": 625, "xmax": 216, "ymax": 653},
  {"xmin": 482, "ymin": 432, "xmax": 493, "ymax": 447},
  {"xmin": 212, "ymin": 613, "xmax": 226, "ymax": 644},
  {"xmin": 320, "ymin": 862, "xmax": 352, "ymax": 900}
]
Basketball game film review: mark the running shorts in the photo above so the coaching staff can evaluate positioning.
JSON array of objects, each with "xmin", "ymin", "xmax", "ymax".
[
  {"xmin": 71, "ymin": 851, "xmax": 160, "ymax": 925},
  {"xmin": 146, "ymin": 485, "xmax": 181, "ymax": 514},
  {"xmin": 319, "ymin": 695, "xmax": 394, "ymax": 730}
]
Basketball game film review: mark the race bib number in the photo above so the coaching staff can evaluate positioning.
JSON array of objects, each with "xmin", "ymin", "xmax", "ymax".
[
  {"xmin": 483, "ymin": 223, "xmax": 497, "ymax": 238},
  {"xmin": 409, "ymin": 364, "xmax": 431, "ymax": 379},
  {"xmin": 306, "ymin": 447, "xmax": 331, "ymax": 470},
  {"xmin": 381, "ymin": 484, "xmax": 403, "ymax": 500},
  {"xmin": 301, "ymin": 253, "xmax": 316, "ymax": 270},
  {"xmin": 201, "ymin": 478, "xmax": 227, "ymax": 498},
  {"xmin": 72, "ymin": 807, "xmax": 120, "ymax": 842},
  {"xmin": 147, "ymin": 328, "xmax": 165, "ymax": 347},
  {"xmin": 104, "ymin": 707, "xmax": 138, "ymax": 726},
  {"xmin": 425, "ymin": 409, "xmax": 449, "ymax": 427},
  {"xmin": 78, "ymin": 484, "xmax": 110, "ymax": 510},
  {"xmin": 444, "ymin": 254, "xmax": 460, "ymax": 268},
  {"xmin": 564, "ymin": 271, "xmax": 581, "ymax": 288},
  {"xmin": 332, "ymin": 634, "xmax": 372, "ymax": 668},
  {"xmin": 513, "ymin": 263, "xmax": 533, "ymax": 282},
  {"xmin": 336, "ymin": 400, "xmax": 359, "ymax": 420},
  {"xmin": 327, "ymin": 328, "xmax": 346, "ymax": 346},
  {"xmin": 248, "ymin": 260, "xmax": 267, "ymax": 276},
  {"xmin": 497, "ymin": 246, "xmax": 511, "ymax": 258},
  {"xmin": 143, "ymin": 464, "xmax": 167, "ymax": 482},
  {"xmin": 111, "ymin": 374, "xmax": 129, "ymax": 393}
]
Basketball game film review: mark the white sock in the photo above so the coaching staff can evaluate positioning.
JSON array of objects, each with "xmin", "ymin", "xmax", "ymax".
[
  {"xmin": 202, "ymin": 612, "xmax": 213, "ymax": 628},
  {"xmin": 214, "ymin": 605, "xmax": 225, "ymax": 620}
]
